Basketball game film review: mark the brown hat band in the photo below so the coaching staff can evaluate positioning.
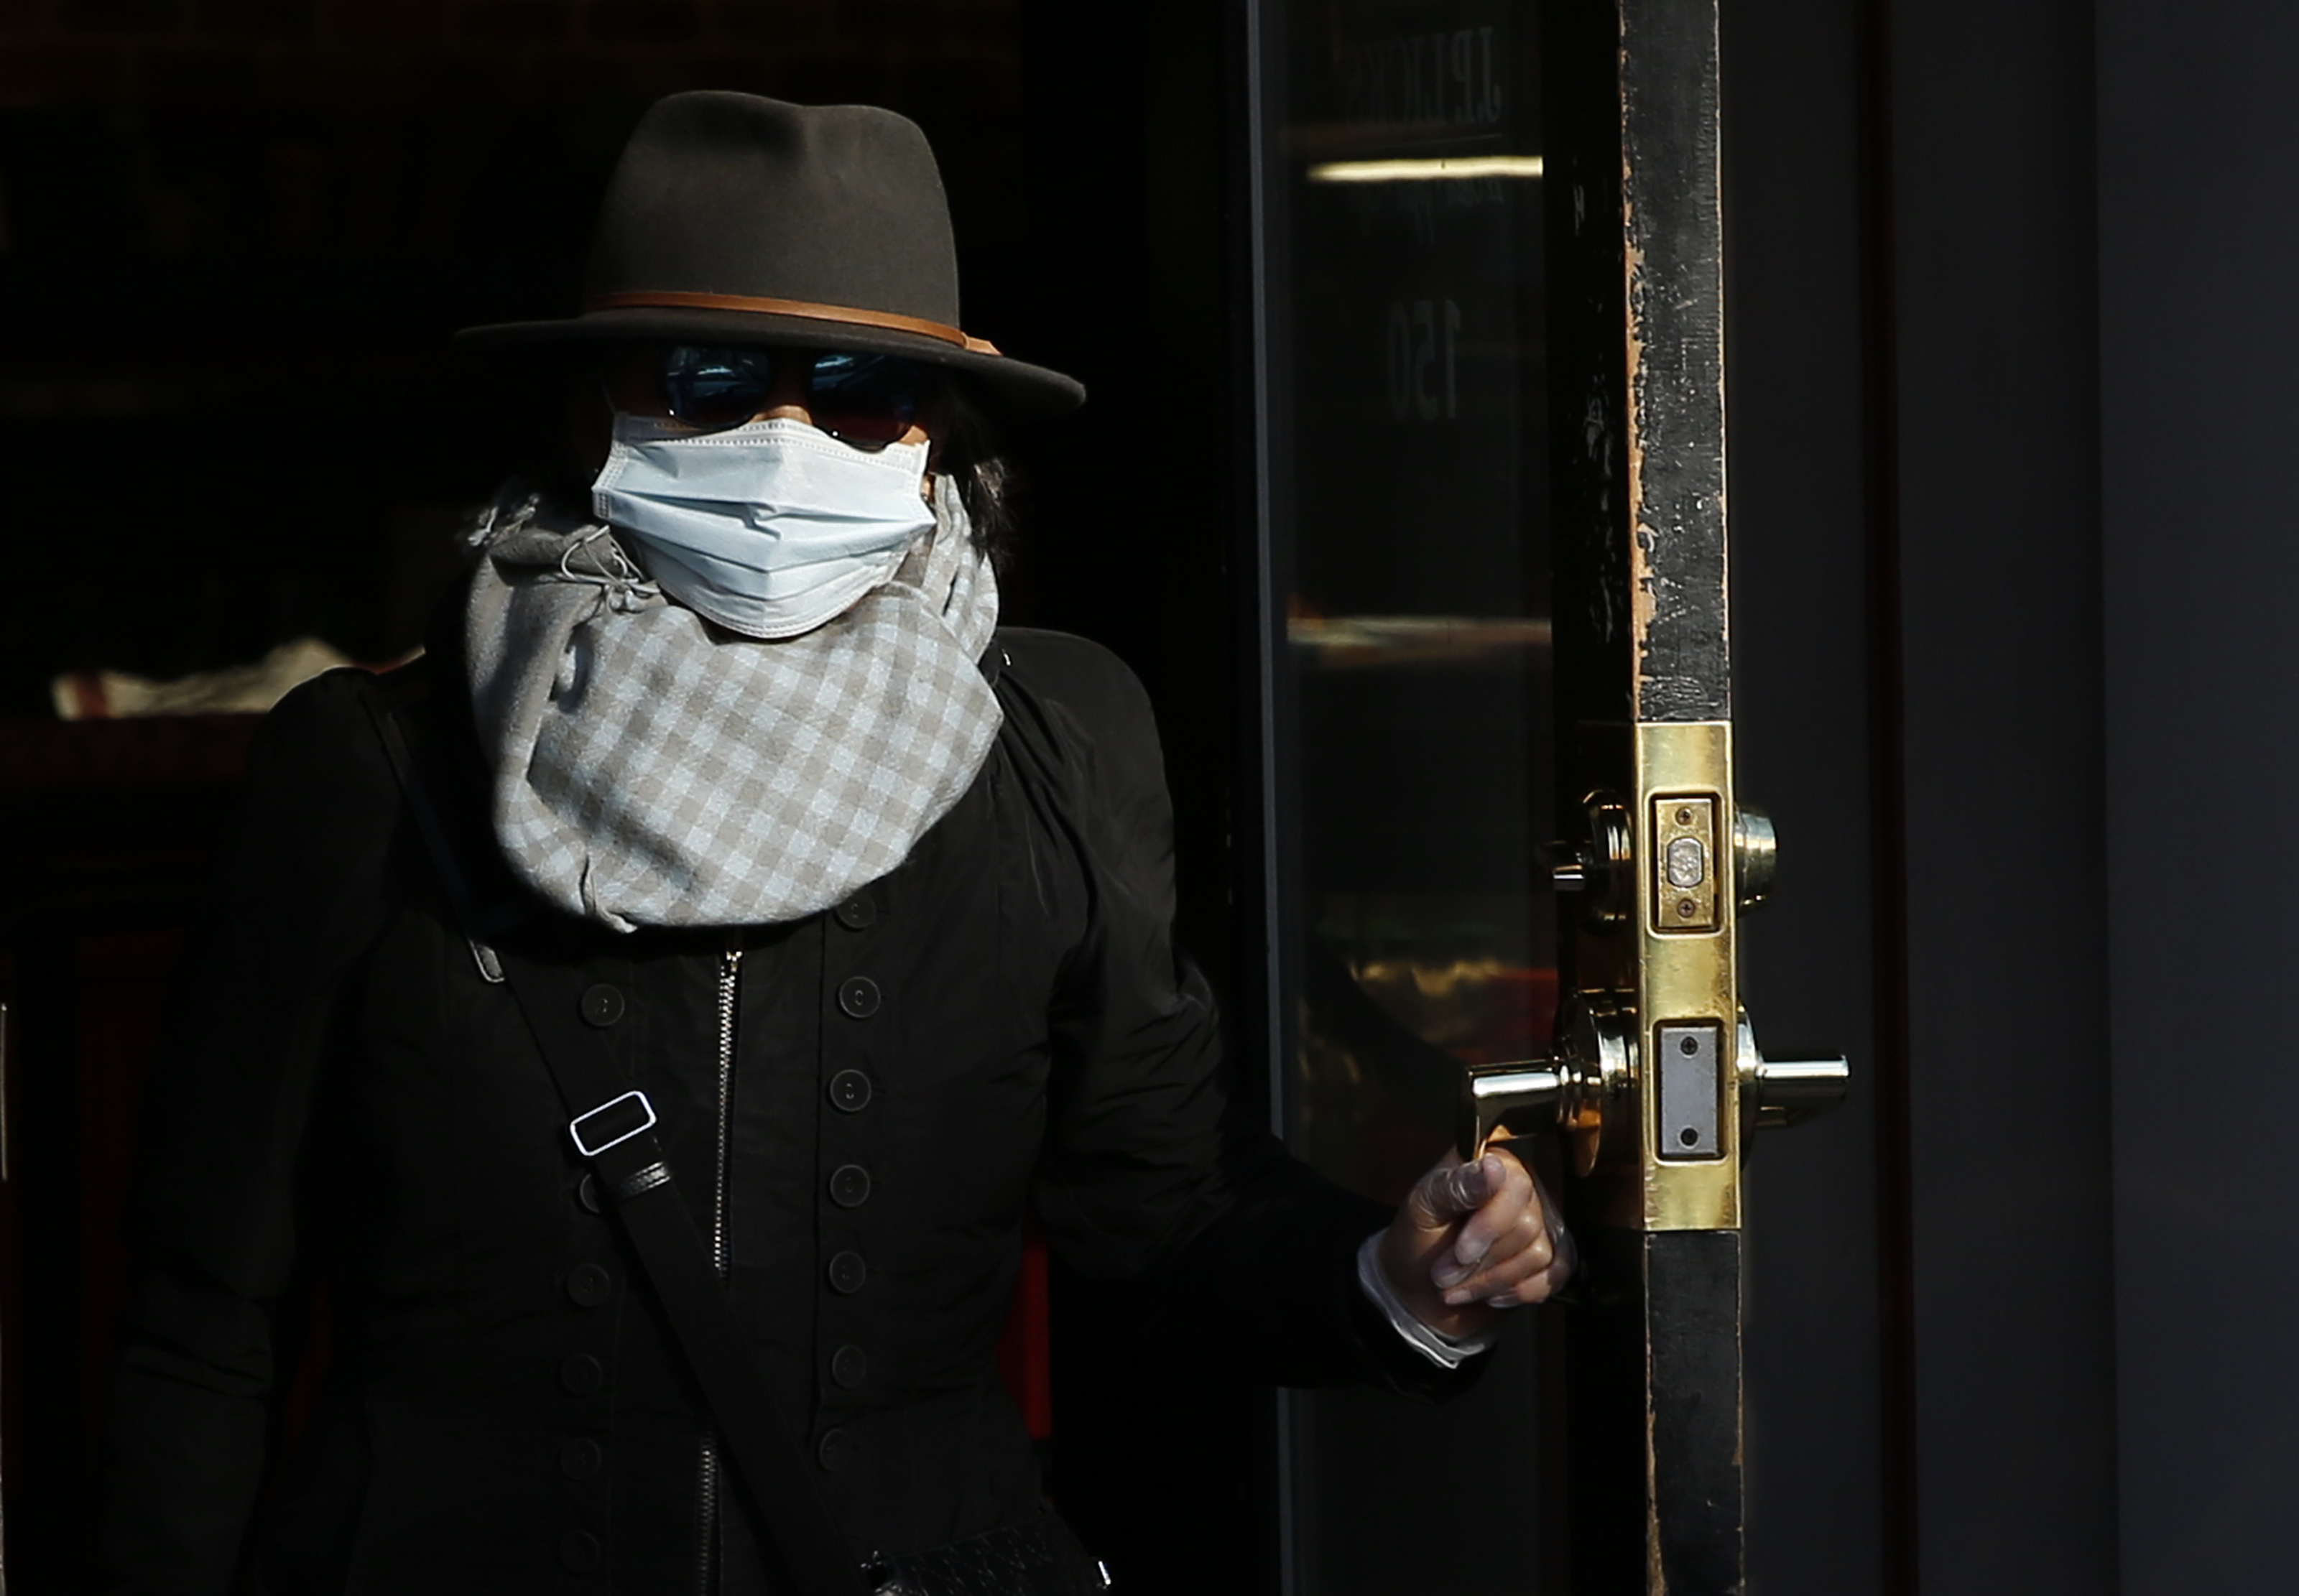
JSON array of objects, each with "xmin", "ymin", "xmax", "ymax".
[{"xmin": 585, "ymin": 290, "xmax": 1003, "ymax": 356}]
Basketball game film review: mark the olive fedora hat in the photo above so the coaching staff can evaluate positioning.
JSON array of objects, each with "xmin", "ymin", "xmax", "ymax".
[{"xmin": 458, "ymin": 91, "xmax": 1084, "ymax": 414}]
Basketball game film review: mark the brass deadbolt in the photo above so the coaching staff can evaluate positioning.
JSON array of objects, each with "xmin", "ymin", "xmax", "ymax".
[{"xmin": 1733, "ymin": 804, "xmax": 1777, "ymax": 911}]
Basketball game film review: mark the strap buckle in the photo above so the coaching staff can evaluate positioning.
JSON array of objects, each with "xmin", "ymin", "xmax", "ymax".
[{"xmin": 568, "ymin": 1090, "xmax": 657, "ymax": 1159}]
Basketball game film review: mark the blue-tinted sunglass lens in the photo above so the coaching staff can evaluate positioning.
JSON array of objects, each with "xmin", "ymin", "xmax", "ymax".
[
  {"xmin": 808, "ymin": 353, "xmax": 923, "ymax": 444},
  {"xmin": 660, "ymin": 345, "xmax": 779, "ymax": 428}
]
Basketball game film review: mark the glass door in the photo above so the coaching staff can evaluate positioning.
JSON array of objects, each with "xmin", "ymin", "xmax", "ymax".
[
  {"xmin": 1246, "ymin": 3, "xmax": 1558, "ymax": 1591},
  {"xmin": 1242, "ymin": 0, "xmax": 1847, "ymax": 1590}
]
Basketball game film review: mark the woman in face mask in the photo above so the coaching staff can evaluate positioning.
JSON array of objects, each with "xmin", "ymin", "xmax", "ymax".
[
  {"xmin": 96, "ymin": 92, "xmax": 1571, "ymax": 1596},
  {"xmin": 586, "ymin": 343, "xmax": 954, "ymax": 641}
]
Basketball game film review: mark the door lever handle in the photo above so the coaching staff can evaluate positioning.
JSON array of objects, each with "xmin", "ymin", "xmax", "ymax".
[
  {"xmin": 1458, "ymin": 1060, "xmax": 1565, "ymax": 1159},
  {"xmin": 1733, "ymin": 1011, "xmax": 1849, "ymax": 1136},
  {"xmin": 1456, "ymin": 998, "xmax": 1636, "ymax": 1172},
  {"xmin": 1458, "ymin": 1009, "xmax": 1849, "ymax": 1165},
  {"xmin": 1744, "ymin": 1055, "xmax": 1849, "ymax": 1130}
]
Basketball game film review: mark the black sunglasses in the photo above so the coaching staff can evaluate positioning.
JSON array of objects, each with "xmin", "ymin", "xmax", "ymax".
[{"xmin": 657, "ymin": 344, "xmax": 928, "ymax": 445}]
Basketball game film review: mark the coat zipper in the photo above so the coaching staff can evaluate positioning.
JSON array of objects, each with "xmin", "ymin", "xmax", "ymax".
[{"xmin": 698, "ymin": 937, "xmax": 743, "ymax": 1596}]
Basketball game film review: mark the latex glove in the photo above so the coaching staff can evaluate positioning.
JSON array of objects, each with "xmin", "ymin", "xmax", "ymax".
[{"xmin": 1376, "ymin": 1144, "xmax": 1575, "ymax": 1342}]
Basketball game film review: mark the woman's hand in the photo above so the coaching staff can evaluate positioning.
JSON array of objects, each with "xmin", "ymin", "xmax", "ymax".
[{"xmin": 1377, "ymin": 1144, "xmax": 1575, "ymax": 1342}]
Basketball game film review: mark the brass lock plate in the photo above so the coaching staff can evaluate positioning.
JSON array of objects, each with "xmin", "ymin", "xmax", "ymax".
[
  {"xmin": 1562, "ymin": 720, "xmax": 1743, "ymax": 1229},
  {"xmin": 1637, "ymin": 723, "xmax": 1740, "ymax": 1230}
]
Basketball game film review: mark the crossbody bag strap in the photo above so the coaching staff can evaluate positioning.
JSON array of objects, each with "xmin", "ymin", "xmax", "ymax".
[
  {"xmin": 365, "ymin": 688, "xmax": 870, "ymax": 1596},
  {"xmin": 496, "ymin": 953, "xmax": 871, "ymax": 1596}
]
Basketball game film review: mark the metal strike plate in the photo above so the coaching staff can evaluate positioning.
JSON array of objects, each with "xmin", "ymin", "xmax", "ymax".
[
  {"xmin": 1657, "ymin": 1021, "xmax": 1723, "ymax": 1159},
  {"xmin": 1652, "ymin": 795, "xmax": 1719, "ymax": 932}
]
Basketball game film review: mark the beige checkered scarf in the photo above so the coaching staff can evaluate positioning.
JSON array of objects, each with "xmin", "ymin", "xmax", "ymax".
[{"xmin": 463, "ymin": 477, "xmax": 1001, "ymax": 931}]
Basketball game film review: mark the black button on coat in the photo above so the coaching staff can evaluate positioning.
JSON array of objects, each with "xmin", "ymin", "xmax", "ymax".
[{"xmin": 97, "ymin": 628, "xmax": 1471, "ymax": 1595}]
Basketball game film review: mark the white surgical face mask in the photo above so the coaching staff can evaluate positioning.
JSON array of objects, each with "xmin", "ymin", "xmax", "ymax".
[{"xmin": 591, "ymin": 414, "xmax": 935, "ymax": 640}]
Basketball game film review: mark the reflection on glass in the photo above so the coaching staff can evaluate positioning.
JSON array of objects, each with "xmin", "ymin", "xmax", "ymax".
[{"xmin": 1257, "ymin": 0, "xmax": 1554, "ymax": 1590}]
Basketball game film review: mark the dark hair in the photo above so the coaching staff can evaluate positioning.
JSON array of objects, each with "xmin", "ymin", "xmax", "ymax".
[{"xmin": 931, "ymin": 376, "xmax": 1022, "ymax": 572}]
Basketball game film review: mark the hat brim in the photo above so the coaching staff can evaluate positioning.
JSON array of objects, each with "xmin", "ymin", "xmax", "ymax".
[{"xmin": 455, "ymin": 306, "xmax": 1085, "ymax": 416}]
